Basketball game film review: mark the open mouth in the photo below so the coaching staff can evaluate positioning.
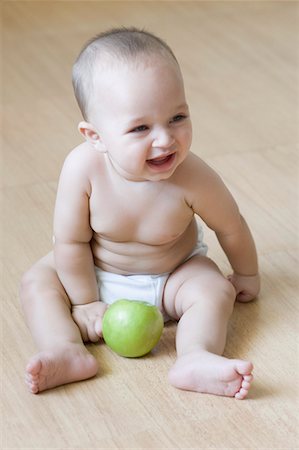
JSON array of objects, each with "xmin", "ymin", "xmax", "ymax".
[{"xmin": 146, "ymin": 153, "xmax": 175, "ymax": 168}]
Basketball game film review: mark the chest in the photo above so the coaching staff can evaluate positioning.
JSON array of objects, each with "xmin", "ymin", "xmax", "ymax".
[{"xmin": 89, "ymin": 179, "xmax": 193, "ymax": 243}]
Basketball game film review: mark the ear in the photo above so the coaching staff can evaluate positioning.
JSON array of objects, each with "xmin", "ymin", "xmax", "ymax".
[{"xmin": 78, "ymin": 121, "xmax": 106, "ymax": 152}]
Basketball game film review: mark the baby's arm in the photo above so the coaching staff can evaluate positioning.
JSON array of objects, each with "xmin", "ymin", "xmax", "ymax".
[
  {"xmin": 53, "ymin": 149, "xmax": 99, "ymax": 305},
  {"xmin": 215, "ymin": 215, "xmax": 260, "ymax": 301},
  {"xmin": 188, "ymin": 157, "xmax": 260, "ymax": 301}
]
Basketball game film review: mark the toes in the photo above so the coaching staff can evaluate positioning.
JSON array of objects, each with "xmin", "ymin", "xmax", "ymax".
[
  {"xmin": 25, "ymin": 360, "xmax": 41, "ymax": 394},
  {"xmin": 25, "ymin": 374, "xmax": 39, "ymax": 394},
  {"xmin": 26, "ymin": 357, "xmax": 42, "ymax": 376},
  {"xmin": 241, "ymin": 374, "xmax": 253, "ymax": 392},
  {"xmin": 235, "ymin": 387, "xmax": 249, "ymax": 400},
  {"xmin": 234, "ymin": 374, "xmax": 253, "ymax": 400},
  {"xmin": 241, "ymin": 380, "xmax": 251, "ymax": 390},
  {"xmin": 236, "ymin": 385, "xmax": 249, "ymax": 399},
  {"xmin": 235, "ymin": 360, "xmax": 254, "ymax": 376},
  {"xmin": 28, "ymin": 382, "xmax": 39, "ymax": 394},
  {"xmin": 25, "ymin": 373, "xmax": 37, "ymax": 385},
  {"xmin": 243, "ymin": 374, "xmax": 253, "ymax": 383}
]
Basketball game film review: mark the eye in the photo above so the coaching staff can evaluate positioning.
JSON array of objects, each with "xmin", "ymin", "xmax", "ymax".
[
  {"xmin": 130, "ymin": 125, "xmax": 149, "ymax": 133},
  {"xmin": 170, "ymin": 114, "xmax": 187, "ymax": 123}
]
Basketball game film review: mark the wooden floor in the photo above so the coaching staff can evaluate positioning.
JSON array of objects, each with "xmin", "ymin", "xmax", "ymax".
[{"xmin": 2, "ymin": 1, "xmax": 298, "ymax": 448}]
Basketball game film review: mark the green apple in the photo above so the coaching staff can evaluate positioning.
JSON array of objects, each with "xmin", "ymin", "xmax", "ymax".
[{"xmin": 102, "ymin": 299, "xmax": 164, "ymax": 358}]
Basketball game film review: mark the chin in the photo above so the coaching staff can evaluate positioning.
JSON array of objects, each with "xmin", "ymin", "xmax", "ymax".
[{"xmin": 147, "ymin": 168, "xmax": 177, "ymax": 182}]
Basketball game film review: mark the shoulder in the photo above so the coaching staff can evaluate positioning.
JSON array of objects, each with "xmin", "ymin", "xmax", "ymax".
[
  {"xmin": 174, "ymin": 152, "xmax": 234, "ymax": 215},
  {"xmin": 63, "ymin": 142, "xmax": 104, "ymax": 171},
  {"xmin": 63, "ymin": 142, "xmax": 104, "ymax": 175},
  {"xmin": 174, "ymin": 152, "xmax": 221, "ymax": 187},
  {"xmin": 59, "ymin": 142, "xmax": 105, "ymax": 194}
]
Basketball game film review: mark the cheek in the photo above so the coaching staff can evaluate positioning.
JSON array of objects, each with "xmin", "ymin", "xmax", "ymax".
[
  {"xmin": 115, "ymin": 140, "xmax": 147, "ymax": 169},
  {"xmin": 124, "ymin": 138, "xmax": 149, "ymax": 157},
  {"xmin": 179, "ymin": 127, "xmax": 192, "ymax": 149}
]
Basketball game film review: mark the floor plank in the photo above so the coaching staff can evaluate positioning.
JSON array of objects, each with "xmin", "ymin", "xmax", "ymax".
[{"xmin": 2, "ymin": 1, "xmax": 298, "ymax": 448}]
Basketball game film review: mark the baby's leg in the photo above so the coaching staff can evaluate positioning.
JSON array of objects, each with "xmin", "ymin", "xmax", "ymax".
[
  {"xmin": 163, "ymin": 256, "xmax": 253, "ymax": 399},
  {"xmin": 20, "ymin": 252, "xmax": 98, "ymax": 394}
]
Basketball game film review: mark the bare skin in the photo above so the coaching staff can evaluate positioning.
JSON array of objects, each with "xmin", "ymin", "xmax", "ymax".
[
  {"xmin": 21, "ymin": 254, "xmax": 98, "ymax": 394},
  {"xmin": 163, "ymin": 256, "xmax": 254, "ymax": 399},
  {"xmin": 21, "ymin": 55, "xmax": 260, "ymax": 397},
  {"xmin": 168, "ymin": 352, "xmax": 253, "ymax": 399},
  {"xmin": 23, "ymin": 251, "xmax": 256, "ymax": 397},
  {"xmin": 25, "ymin": 345, "xmax": 98, "ymax": 394}
]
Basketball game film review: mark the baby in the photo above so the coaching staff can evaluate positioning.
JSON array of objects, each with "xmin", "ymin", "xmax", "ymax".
[{"xmin": 21, "ymin": 27, "xmax": 260, "ymax": 398}]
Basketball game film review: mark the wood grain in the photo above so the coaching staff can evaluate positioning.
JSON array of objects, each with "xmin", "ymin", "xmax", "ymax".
[{"xmin": 2, "ymin": 1, "xmax": 298, "ymax": 448}]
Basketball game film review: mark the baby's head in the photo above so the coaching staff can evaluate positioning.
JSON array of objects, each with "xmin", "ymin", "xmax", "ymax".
[
  {"xmin": 72, "ymin": 27, "xmax": 180, "ymax": 122},
  {"xmin": 72, "ymin": 27, "xmax": 192, "ymax": 181}
]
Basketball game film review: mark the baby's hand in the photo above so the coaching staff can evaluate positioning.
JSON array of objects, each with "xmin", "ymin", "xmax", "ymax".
[
  {"xmin": 227, "ymin": 272, "xmax": 261, "ymax": 303},
  {"xmin": 72, "ymin": 301, "xmax": 108, "ymax": 342}
]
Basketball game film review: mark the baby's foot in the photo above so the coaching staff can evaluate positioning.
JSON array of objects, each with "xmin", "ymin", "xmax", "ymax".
[
  {"xmin": 25, "ymin": 343, "xmax": 98, "ymax": 394},
  {"xmin": 168, "ymin": 350, "xmax": 253, "ymax": 399},
  {"xmin": 72, "ymin": 301, "xmax": 108, "ymax": 342}
]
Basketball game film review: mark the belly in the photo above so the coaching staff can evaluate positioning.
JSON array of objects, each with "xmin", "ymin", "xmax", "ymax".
[{"xmin": 91, "ymin": 219, "xmax": 198, "ymax": 275}]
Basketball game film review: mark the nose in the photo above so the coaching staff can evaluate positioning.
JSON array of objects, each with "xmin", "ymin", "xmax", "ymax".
[{"xmin": 152, "ymin": 127, "xmax": 175, "ymax": 149}]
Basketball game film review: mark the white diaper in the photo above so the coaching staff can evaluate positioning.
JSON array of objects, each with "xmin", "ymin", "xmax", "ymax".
[
  {"xmin": 94, "ymin": 223, "xmax": 208, "ymax": 321},
  {"xmin": 95, "ymin": 268, "xmax": 169, "ymax": 310}
]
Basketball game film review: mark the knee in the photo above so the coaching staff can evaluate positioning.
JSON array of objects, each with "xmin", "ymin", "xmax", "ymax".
[
  {"xmin": 20, "ymin": 263, "xmax": 71, "ymax": 310},
  {"xmin": 216, "ymin": 277, "xmax": 236, "ymax": 313},
  {"xmin": 180, "ymin": 275, "xmax": 236, "ymax": 315},
  {"xmin": 20, "ymin": 265, "xmax": 49, "ymax": 305},
  {"xmin": 19, "ymin": 267, "xmax": 38, "ymax": 305}
]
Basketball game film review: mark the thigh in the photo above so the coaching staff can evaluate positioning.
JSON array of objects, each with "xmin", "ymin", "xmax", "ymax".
[{"xmin": 163, "ymin": 255, "xmax": 230, "ymax": 320}]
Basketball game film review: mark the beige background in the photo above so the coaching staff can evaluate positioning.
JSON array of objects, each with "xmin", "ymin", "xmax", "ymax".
[{"xmin": 2, "ymin": 1, "xmax": 298, "ymax": 448}]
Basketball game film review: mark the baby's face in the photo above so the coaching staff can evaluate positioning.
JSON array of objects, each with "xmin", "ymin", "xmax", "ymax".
[{"xmin": 89, "ymin": 57, "xmax": 192, "ymax": 181}]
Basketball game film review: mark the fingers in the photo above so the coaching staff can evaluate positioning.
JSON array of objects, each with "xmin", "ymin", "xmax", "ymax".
[
  {"xmin": 72, "ymin": 301, "xmax": 108, "ymax": 343},
  {"xmin": 72, "ymin": 313, "xmax": 97, "ymax": 342},
  {"xmin": 95, "ymin": 319, "xmax": 103, "ymax": 338},
  {"xmin": 87, "ymin": 324, "xmax": 101, "ymax": 343}
]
